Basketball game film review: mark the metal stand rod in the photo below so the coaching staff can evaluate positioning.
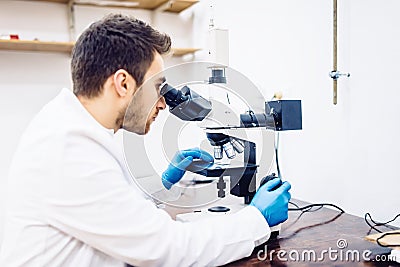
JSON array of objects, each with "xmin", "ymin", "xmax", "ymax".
[
  {"xmin": 67, "ymin": 0, "xmax": 75, "ymax": 42},
  {"xmin": 333, "ymin": 0, "xmax": 337, "ymax": 105}
]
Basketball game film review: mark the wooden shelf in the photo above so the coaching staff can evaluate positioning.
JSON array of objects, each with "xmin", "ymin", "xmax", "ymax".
[
  {"xmin": 157, "ymin": 0, "xmax": 199, "ymax": 13},
  {"xmin": 0, "ymin": 40, "xmax": 200, "ymax": 56},
  {"xmin": 26, "ymin": 0, "xmax": 199, "ymax": 13},
  {"xmin": 29, "ymin": 0, "xmax": 68, "ymax": 3},
  {"xmin": 171, "ymin": 47, "xmax": 200, "ymax": 56},
  {"xmin": 0, "ymin": 39, "xmax": 74, "ymax": 53}
]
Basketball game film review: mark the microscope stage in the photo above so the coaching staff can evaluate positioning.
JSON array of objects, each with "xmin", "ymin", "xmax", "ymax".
[{"xmin": 187, "ymin": 160, "xmax": 258, "ymax": 177}]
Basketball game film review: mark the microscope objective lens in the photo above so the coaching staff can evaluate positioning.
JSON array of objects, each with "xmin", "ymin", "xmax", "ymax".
[
  {"xmin": 231, "ymin": 138, "xmax": 244, "ymax": 153},
  {"xmin": 214, "ymin": 146, "xmax": 223, "ymax": 160},
  {"xmin": 222, "ymin": 142, "xmax": 236, "ymax": 159}
]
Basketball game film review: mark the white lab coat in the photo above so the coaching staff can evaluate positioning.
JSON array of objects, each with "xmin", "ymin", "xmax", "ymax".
[{"xmin": 0, "ymin": 89, "xmax": 271, "ymax": 267}]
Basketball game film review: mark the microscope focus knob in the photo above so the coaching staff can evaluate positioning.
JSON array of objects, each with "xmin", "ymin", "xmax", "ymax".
[
  {"xmin": 273, "ymin": 92, "xmax": 283, "ymax": 100},
  {"xmin": 260, "ymin": 173, "xmax": 282, "ymax": 191}
]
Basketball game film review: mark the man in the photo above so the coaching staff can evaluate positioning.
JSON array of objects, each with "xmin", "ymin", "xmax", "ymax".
[{"xmin": 0, "ymin": 14, "xmax": 291, "ymax": 266}]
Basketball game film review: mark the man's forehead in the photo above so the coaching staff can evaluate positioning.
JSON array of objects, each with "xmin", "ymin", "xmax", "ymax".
[{"xmin": 144, "ymin": 53, "xmax": 165, "ymax": 83}]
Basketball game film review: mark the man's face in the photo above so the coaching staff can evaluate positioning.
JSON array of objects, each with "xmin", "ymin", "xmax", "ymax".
[{"xmin": 122, "ymin": 52, "xmax": 166, "ymax": 135}]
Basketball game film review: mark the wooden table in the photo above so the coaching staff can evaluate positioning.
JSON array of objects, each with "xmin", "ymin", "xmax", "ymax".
[{"xmin": 225, "ymin": 200, "xmax": 399, "ymax": 266}]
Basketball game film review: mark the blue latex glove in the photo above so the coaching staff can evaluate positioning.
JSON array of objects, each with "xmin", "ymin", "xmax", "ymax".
[
  {"xmin": 162, "ymin": 148, "xmax": 214, "ymax": 190},
  {"xmin": 250, "ymin": 178, "xmax": 291, "ymax": 227}
]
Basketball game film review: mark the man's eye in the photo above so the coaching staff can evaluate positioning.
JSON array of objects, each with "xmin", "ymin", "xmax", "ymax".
[{"xmin": 155, "ymin": 84, "xmax": 163, "ymax": 96}]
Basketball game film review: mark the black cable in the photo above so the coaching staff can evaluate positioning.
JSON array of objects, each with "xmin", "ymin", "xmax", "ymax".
[
  {"xmin": 289, "ymin": 201, "xmax": 300, "ymax": 209},
  {"xmin": 289, "ymin": 201, "xmax": 315, "ymax": 212},
  {"xmin": 309, "ymin": 205, "xmax": 324, "ymax": 212},
  {"xmin": 365, "ymin": 213, "xmax": 383, "ymax": 233},
  {"xmin": 364, "ymin": 212, "xmax": 400, "ymax": 233},
  {"xmin": 289, "ymin": 203, "xmax": 345, "ymax": 213},
  {"xmin": 275, "ymin": 132, "xmax": 281, "ymax": 179},
  {"xmin": 368, "ymin": 213, "xmax": 400, "ymax": 227}
]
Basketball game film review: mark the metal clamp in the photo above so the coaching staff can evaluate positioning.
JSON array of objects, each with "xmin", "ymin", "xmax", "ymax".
[{"xmin": 329, "ymin": 70, "xmax": 350, "ymax": 80}]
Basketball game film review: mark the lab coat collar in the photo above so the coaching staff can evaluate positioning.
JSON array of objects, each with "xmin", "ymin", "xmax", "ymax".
[{"xmin": 60, "ymin": 88, "xmax": 115, "ymax": 136}]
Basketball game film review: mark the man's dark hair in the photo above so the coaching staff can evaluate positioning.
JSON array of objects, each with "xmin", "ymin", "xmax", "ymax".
[{"xmin": 71, "ymin": 14, "xmax": 171, "ymax": 98}]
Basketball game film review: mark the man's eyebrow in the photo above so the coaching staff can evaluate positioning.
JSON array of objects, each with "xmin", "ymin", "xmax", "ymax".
[{"xmin": 156, "ymin": 77, "xmax": 166, "ymax": 85}]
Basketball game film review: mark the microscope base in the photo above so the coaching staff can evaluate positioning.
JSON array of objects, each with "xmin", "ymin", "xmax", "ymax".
[{"xmin": 175, "ymin": 197, "xmax": 281, "ymax": 235}]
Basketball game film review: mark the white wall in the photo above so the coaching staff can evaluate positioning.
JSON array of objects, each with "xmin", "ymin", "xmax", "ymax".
[{"xmin": 195, "ymin": 0, "xmax": 400, "ymax": 226}]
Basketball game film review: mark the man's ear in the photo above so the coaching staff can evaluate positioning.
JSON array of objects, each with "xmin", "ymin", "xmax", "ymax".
[{"xmin": 113, "ymin": 69, "xmax": 137, "ymax": 97}]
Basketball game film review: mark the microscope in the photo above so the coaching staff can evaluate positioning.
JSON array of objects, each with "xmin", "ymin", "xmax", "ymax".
[
  {"xmin": 154, "ymin": 27, "xmax": 302, "ymax": 231},
  {"xmin": 159, "ymin": 67, "xmax": 302, "ymax": 229}
]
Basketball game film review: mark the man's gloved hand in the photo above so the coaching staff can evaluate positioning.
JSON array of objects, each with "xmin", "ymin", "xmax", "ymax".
[
  {"xmin": 250, "ymin": 178, "xmax": 291, "ymax": 227},
  {"xmin": 162, "ymin": 148, "xmax": 213, "ymax": 190}
]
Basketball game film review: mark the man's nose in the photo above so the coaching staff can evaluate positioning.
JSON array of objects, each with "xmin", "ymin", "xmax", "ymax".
[{"xmin": 157, "ymin": 96, "xmax": 166, "ymax": 110}]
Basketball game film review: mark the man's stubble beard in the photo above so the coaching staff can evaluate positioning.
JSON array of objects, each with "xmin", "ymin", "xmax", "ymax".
[{"xmin": 118, "ymin": 102, "xmax": 151, "ymax": 135}]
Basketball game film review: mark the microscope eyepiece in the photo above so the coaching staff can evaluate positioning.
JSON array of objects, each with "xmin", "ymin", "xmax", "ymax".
[
  {"xmin": 160, "ymin": 83, "xmax": 189, "ymax": 109},
  {"xmin": 159, "ymin": 83, "xmax": 212, "ymax": 121}
]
